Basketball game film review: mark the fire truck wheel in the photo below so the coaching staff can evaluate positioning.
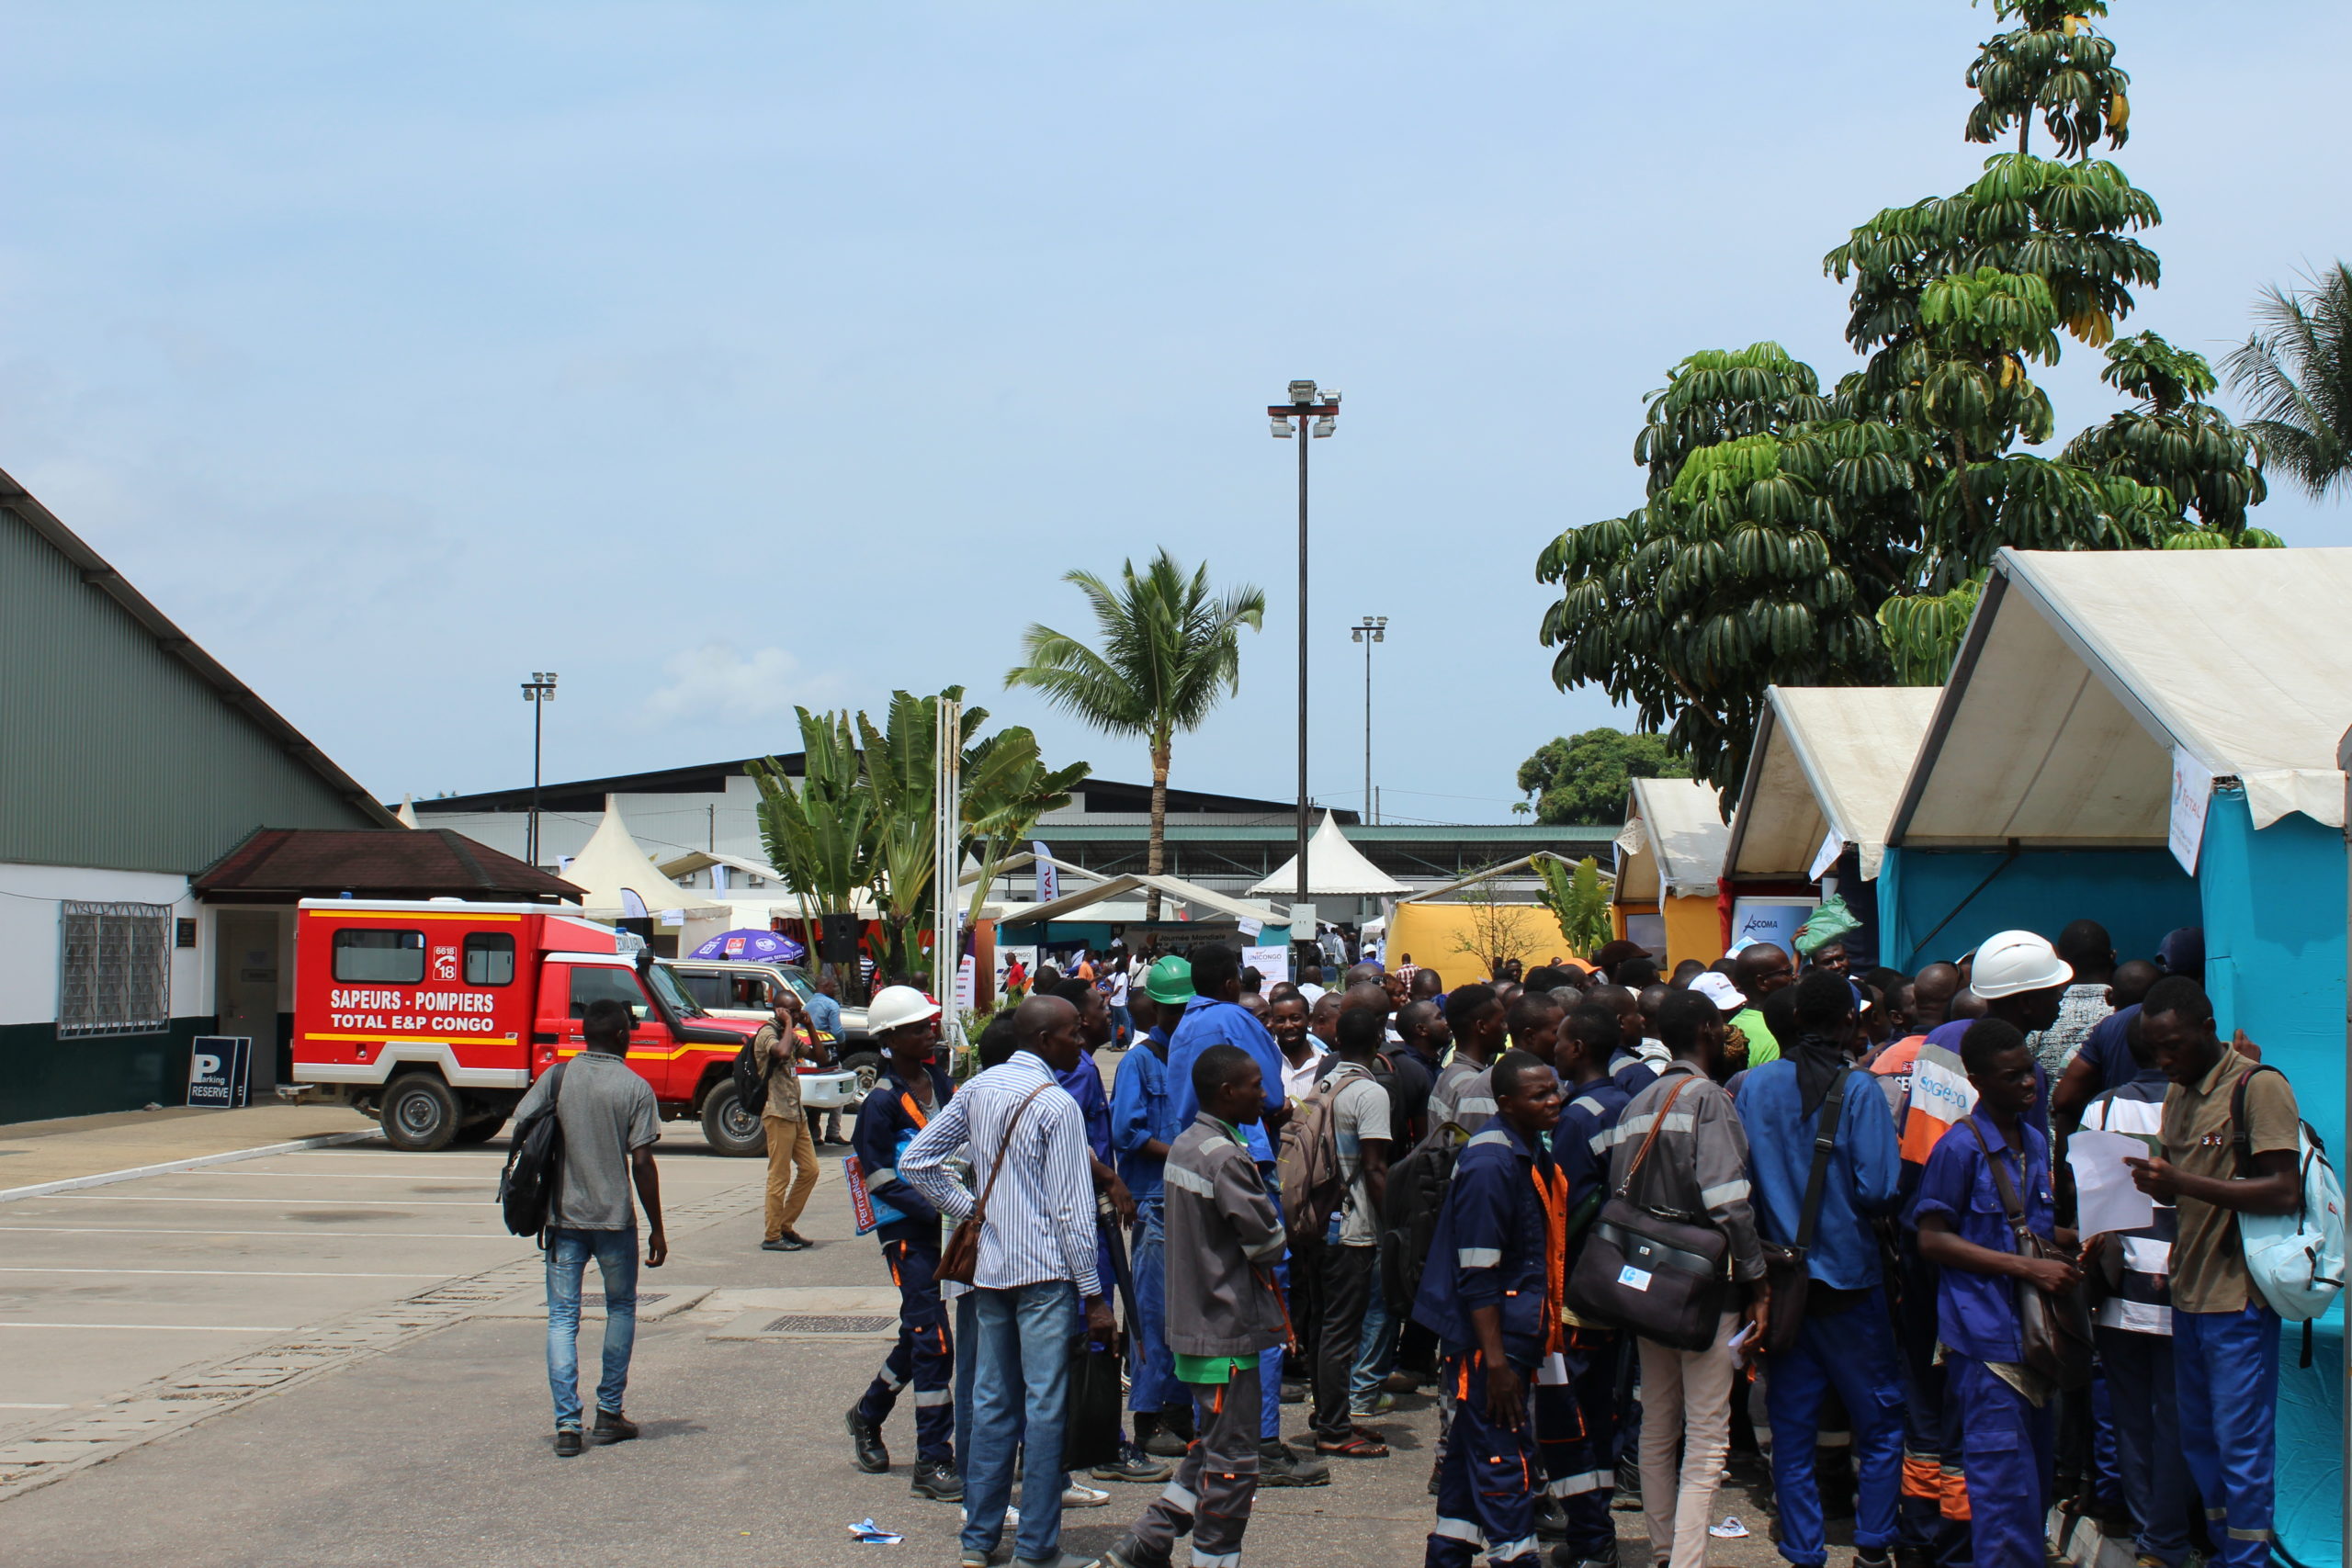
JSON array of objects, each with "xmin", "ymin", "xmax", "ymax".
[
  {"xmin": 699, "ymin": 1083, "xmax": 768, "ymax": 1158},
  {"xmin": 382, "ymin": 1075, "xmax": 461, "ymax": 1152},
  {"xmin": 842, "ymin": 1052, "xmax": 883, "ymax": 1099}
]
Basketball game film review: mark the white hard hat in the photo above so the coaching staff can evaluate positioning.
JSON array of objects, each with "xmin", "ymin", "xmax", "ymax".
[
  {"xmin": 1969, "ymin": 931, "xmax": 2074, "ymax": 999},
  {"xmin": 1689, "ymin": 972, "xmax": 1747, "ymax": 1012},
  {"xmin": 867, "ymin": 985, "xmax": 942, "ymax": 1035}
]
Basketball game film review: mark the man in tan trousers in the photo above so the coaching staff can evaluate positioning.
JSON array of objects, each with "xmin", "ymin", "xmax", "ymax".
[{"xmin": 754, "ymin": 992, "xmax": 821, "ymax": 1251}]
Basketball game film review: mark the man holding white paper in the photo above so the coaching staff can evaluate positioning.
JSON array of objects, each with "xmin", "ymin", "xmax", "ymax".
[{"xmin": 2073, "ymin": 1009, "xmax": 2191, "ymax": 1568}]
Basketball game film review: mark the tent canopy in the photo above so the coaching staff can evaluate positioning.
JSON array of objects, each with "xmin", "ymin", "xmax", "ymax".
[
  {"xmin": 1729, "ymin": 686, "xmax": 1940, "ymax": 881},
  {"xmin": 1012, "ymin": 868, "xmax": 1285, "ymax": 929},
  {"xmin": 1616, "ymin": 777, "xmax": 1729, "ymax": 903},
  {"xmin": 1893, "ymin": 547, "xmax": 2352, "ymax": 848},
  {"xmin": 1248, "ymin": 811, "xmax": 1411, "ymax": 897},
  {"xmin": 561, "ymin": 796, "xmax": 722, "ymax": 918}
]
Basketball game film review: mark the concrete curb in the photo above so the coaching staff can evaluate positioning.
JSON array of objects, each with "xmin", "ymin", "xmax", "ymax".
[{"xmin": 0, "ymin": 1130, "xmax": 384, "ymax": 1204}]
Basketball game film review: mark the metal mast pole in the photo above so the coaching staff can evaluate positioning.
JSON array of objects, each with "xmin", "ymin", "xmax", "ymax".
[
  {"xmin": 1363, "ymin": 628, "xmax": 1374, "ymax": 826},
  {"xmin": 1296, "ymin": 411, "xmax": 1310, "ymax": 918},
  {"xmin": 529, "ymin": 694, "xmax": 544, "ymax": 865}
]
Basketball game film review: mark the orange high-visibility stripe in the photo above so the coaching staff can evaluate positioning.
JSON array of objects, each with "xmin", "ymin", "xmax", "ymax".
[
  {"xmin": 1901, "ymin": 1455, "xmax": 1942, "ymax": 1499},
  {"xmin": 1939, "ymin": 1466, "xmax": 1971, "ymax": 1521}
]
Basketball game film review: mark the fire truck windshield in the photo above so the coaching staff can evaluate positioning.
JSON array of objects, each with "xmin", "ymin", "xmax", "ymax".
[{"xmin": 644, "ymin": 962, "xmax": 705, "ymax": 1019}]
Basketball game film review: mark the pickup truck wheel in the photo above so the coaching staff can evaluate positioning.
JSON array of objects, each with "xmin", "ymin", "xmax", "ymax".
[
  {"xmin": 382, "ymin": 1076, "xmax": 461, "ymax": 1152},
  {"xmin": 841, "ymin": 1051, "xmax": 883, "ymax": 1099},
  {"xmin": 450, "ymin": 1115, "xmax": 505, "ymax": 1145},
  {"xmin": 699, "ymin": 1083, "xmax": 768, "ymax": 1158}
]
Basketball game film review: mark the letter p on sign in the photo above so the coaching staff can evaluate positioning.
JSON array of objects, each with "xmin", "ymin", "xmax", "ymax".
[{"xmin": 193, "ymin": 1054, "xmax": 223, "ymax": 1078}]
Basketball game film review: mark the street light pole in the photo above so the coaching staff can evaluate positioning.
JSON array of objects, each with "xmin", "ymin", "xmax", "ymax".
[
  {"xmin": 520, "ymin": 671, "xmax": 558, "ymax": 864},
  {"xmin": 1350, "ymin": 616, "xmax": 1386, "ymax": 825},
  {"xmin": 1270, "ymin": 381, "xmax": 1340, "ymax": 925}
]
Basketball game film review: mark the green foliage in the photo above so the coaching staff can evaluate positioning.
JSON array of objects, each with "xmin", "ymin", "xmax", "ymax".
[
  {"xmin": 1516, "ymin": 728, "xmax": 1691, "ymax": 827},
  {"xmin": 1006, "ymin": 549, "xmax": 1265, "ymax": 920},
  {"xmin": 1964, "ymin": 1, "xmax": 2132, "ymax": 159},
  {"xmin": 751, "ymin": 710, "xmax": 875, "ymax": 919},
  {"xmin": 2222, "ymin": 262, "xmax": 2352, "ymax": 502},
  {"xmin": 1536, "ymin": 3, "xmax": 2269, "ymax": 794},
  {"xmin": 959, "ymin": 728, "xmax": 1090, "ymax": 925},
  {"xmin": 1532, "ymin": 856, "xmax": 1614, "ymax": 958}
]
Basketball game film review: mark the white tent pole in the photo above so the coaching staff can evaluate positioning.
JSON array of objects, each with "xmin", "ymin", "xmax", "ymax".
[{"xmin": 935, "ymin": 695, "xmax": 964, "ymax": 1060}]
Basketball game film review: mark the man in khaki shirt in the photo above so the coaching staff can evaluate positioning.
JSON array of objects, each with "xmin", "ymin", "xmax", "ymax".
[
  {"xmin": 754, "ymin": 993, "xmax": 822, "ymax": 1251},
  {"xmin": 2125, "ymin": 976, "xmax": 2302, "ymax": 1568}
]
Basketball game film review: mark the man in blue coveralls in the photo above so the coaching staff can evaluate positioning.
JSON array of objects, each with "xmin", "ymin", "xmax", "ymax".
[
  {"xmin": 1164, "ymin": 942, "xmax": 1329, "ymax": 1488},
  {"xmin": 1736, "ymin": 969, "xmax": 1904, "ymax": 1568},
  {"xmin": 1109, "ymin": 955, "xmax": 1196, "ymax": 1460},
  {"xmin": 845, "ymin": 985, "xmax": 962, "ymax": 1501},
  {"xmin": 1413, "ymin": 1049, "xmax": 1566, "ymax": 1568},
  {"xmin": 1910, "ymin": 1019, "xmax": 2081, "ymax": 1568}
]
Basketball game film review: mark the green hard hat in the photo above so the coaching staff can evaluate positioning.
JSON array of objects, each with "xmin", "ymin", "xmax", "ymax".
[{"xmin": 1143, "ymin": 955, "xmax": 1194, "ymax": 1005}]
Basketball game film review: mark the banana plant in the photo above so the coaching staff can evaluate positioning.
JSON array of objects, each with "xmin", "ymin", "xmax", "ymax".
[
  {"xmin": 859, "ymin": 689, "xmax": 984, "ymax": 984},
  {"xmin": 1532, "ymin": 855, "xmax": 1614, "ymax": 959},
  {"xmin": 959, "ymin": 727, "xmax": 1089, "ymax": 926},
  {"xmin": 749, "ymin": 707, "xmax": 874, "ymax": 919}
]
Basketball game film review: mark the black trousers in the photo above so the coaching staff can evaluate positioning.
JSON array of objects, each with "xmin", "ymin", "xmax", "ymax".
[{"xmin": 1310, "ymin": 1242, "xmax": 1378, "ymax": 1442}]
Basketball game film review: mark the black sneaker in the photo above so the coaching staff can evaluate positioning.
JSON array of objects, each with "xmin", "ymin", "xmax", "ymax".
[
  {"xmin": 1851, "ymin": 1553, "xmax": 1893, "ymax": 1568},
  {"xmin": 554, "ymin": 1428, "xmax": 583, "ymax": 1457},
  {"xmin": 1257, "ymin": 1438, "xmax": 1330, "ymax": 1487},
  {"xmin": 762, "ymin": 1235, "xmax": 808, "ymax": 1252},
  {"xmin": 590, "ymin": 1408, "xmax": 639, "ymax": 1445},
  {"xmin": 1550, "ymin": 1543, "xmax": 1618, "ymax": 1568},
  {"xmin": 845, "ymin": 1408, "xmax": 890, "ymax": 1473},
  {"xmin": 911, "ymin": 1461, "xmax": 964, "ymax": 1501},
  {"xmin": 1279, "ymin": 1380, "xmax": 1308, "ymax": 1404},
  {"xmin": 1090, "ymin": 1443, "xmax": 1173, "ymax": 1483},
  {"xmin": 1611, "ymin": 1457, "xmax": 1643, "ymax": 1509},
  {"xmin": 1095, "ymin": 1535, "xmax": 1170, "ymax": 1568},
  {"xmin": 1535, "ymin": 1495, "xmax": 1569, "ymax": 1540}
]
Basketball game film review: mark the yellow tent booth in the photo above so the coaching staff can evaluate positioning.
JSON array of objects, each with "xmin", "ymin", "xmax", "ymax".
[
  {"xmin": 1385, "ymin": 900, "xmax": 1566, "ymax": 985},
  {"xmin": 1611, "ymin": 777, "xmax": 1729, "ymax": 968}
]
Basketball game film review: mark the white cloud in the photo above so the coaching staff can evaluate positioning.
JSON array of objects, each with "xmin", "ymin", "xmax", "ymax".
[{"xmin": 637, "ymin": 643, "xmax": 831, "ymax": 726}]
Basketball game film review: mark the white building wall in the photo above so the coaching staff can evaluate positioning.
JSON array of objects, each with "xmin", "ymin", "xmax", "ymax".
[{"xmin": 0, "ymin": 862, "xmax": 208, "ymax": 1028}]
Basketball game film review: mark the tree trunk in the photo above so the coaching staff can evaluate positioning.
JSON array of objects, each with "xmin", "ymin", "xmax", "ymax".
[{"xmin": 1145, "ymin": 737, "xmax": 1170, "ymax": 924}]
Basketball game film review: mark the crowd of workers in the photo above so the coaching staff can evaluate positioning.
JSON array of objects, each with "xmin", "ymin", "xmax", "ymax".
[{"xmin": 737, "ymin": 917, "xmax": 2312, "ymax": 1568}]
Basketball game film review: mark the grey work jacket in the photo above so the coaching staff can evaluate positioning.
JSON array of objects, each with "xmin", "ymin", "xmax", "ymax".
[
  {"xmin": 1162, "ymin": 1112, "xmax": 1288, "ymax": 1358},
  {"xmin": 1608, "ymin": 1061, "xmax": 1767, "ymax": 1284}
]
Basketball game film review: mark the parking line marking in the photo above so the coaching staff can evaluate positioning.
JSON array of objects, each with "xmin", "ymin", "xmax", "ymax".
[
  {"xmin": 0, "ymin": 1403, "xmax": 71, "ymax": 1409},
  {"xmin": 0, "ymin": 1267, "xmax": 451, "ymax": 1279},
  {"xmin": 59, "ymin": 1195, "xmax": 492, "ymax": 1207},
  {"xmin": 0, "ymin": 1323, "xmax": 296, "ymax": 1333},
  {"xmin": 0, "ymin": 1226, "xmax": 518, "ymax": 1239}
]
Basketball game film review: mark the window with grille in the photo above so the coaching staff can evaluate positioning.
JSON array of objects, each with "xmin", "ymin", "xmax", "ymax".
[{"xmin": 57, "ymin": 901, "xmax": 174, "ymax": 1039}]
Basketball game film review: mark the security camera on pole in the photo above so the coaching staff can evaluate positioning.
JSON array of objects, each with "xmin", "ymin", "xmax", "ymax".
[{"xmin": 1269, "ymin": 379, "xmax": 1339, "ymax": 945}]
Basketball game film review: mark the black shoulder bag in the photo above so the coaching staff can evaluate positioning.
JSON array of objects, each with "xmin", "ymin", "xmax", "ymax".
[
  {"xmin": 499, "ymin": 1063, "xmax": 568, "ymax": 1240},
  {"xmin": 1565, "ymin": 1075, "xmax": 1732, "ymax": 1351},
  {"xmin": 1964, "ymin": 1119, "xmax": 2094, "ymax": 1390},
  {"xmin": 1761, "ymin": 1066, "xmax": 1849, "ymax": 1355}
]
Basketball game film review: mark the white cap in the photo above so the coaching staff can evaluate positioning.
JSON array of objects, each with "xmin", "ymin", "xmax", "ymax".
[
  {"xmin": 1689, "ymin": 972, "xmax": 1747, "ymax": 1012},
  {"xmin": 867, "ymin": 985, "xmax": 942, "ymax": 1035},
  {"xmin": 1969, "ymin": 931, "xmax": 2074, "ymax": 999}
]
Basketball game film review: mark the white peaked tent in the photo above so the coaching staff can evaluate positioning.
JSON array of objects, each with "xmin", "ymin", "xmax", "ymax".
[
  {"xmin": 561, "ymin": 795, "xmax": 722, "ymax": 919},
  {"xmin": 395, "ymin": 795, "xmax": 421, "ymax": 829},
  {"xmin": 1248, "ymin": 811, "xmax": 1411, "ymax": 898}
]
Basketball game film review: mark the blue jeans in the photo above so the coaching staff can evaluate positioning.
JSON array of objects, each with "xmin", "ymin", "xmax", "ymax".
[
  {"xmin": 1259, "ymin": 1180, "xmax": 1287, "ymax": 1440},
  {"xmin": 964, "ymin": 1280, "xmax": 1080, "ymax": 1562},
  {"xmin": 1129, "ymin": 1194, "xmax": 1179, "ymax": 1419},
  {"xmin": 1350, "ymin": 1288, "xmax": 1397, "ymax": 1412},
  {"xmin": 2097, "ymin": 1326, "xmax": 2191, "ymax": 1567},
  {"xmin": 1766, "ymin": 1288, "xmax": 1905, "ymax": 1566},
  {"xmin": 545, "ymin": 1226, "xmax": 639, "ymax": 1430},
  {"xmin": 1109, "ymin": 1005, "xmax": 1133, "ymax": 1047},
  {"xmin": 2175, "ymin": 1303, "xmax": 2280, "ymax": 1568}
]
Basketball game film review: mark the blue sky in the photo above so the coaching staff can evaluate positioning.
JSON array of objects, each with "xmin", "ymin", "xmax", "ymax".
[{"xmin": 6, "ymin": 2, "xmax": 2346, "ymax": 822}]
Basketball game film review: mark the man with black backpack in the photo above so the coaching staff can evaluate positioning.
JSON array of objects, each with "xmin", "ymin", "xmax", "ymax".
[
  {"xmin": 1298, "ymin": 1005, "xmax": 1393, "ymax": 1460},
  {"xmin": 1735, "ymin": 969, "xmax": 1903, "ymax": 1568},
  {"xmin": 511, "ymin": 998, "xmax": 665, "ymax": 1458}
]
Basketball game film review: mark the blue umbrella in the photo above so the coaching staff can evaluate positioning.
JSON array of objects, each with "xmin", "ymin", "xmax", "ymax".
[{"xmin": 688, "ymin": 928, "xmax": 808, "ymax": 964}]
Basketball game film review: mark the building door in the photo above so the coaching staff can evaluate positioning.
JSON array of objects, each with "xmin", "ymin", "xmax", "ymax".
[{"xmin": 216, "ymin": 911, "xmax": 285, "ymax": 1089}]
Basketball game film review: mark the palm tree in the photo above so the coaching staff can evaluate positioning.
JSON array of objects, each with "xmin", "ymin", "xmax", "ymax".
[
  {"xmin": 1006, "ymin": 551, "xmax": 1266, "ymax": 922},
  {"xmin": 2222, "ymin": 263, "xmax": 2352, "ymax": 502}
]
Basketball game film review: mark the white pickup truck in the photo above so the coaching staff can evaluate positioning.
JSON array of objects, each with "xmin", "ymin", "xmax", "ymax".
[{"xmin": 658, "ymin": 958, "xmax": 881, "ymax": 1107}]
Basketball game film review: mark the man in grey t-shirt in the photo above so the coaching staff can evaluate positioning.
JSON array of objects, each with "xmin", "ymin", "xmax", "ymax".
[
  {"xmin": 513, "ymin": 997, "xmax": 665, "ymax": 1455},
  {"xmin": 1308, "ymin": 1005, "xmax": 1392, "ymax": 1456}
]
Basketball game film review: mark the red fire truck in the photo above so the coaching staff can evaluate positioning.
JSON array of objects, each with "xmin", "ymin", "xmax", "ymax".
[{"xmin": 289, "ymin": 898, "xmax": 808, "ymax": 1154}]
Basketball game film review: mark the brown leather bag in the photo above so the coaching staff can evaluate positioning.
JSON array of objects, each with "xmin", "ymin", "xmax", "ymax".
[
  {"xmin": 937, "ymin": 1083, "xmax": 1050, "ymax": 1286},
  {"xmin": 1964, "ymin": 1120, "xmax": 2094, "ymax": 1390},
  {"xmin": 1759, "ymin": 1066, "xmax": 1851, "ymax": 1355}
]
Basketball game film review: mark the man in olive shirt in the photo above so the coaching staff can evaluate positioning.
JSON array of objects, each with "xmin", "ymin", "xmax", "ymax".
[{"xmin": 2125, "ymin": 977, "xmax": 2304, "ymax": 1568}]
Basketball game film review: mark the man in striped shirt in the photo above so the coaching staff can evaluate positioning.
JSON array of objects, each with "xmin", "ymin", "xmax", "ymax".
[{"xmin": 903, "ymin": 995, "xmax": 1114, "ymax": 1568}]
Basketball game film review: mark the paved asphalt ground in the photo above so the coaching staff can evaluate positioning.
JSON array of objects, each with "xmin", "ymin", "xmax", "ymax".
[{"xmin": 0, "ymin": 1060, "xmax": 1792, "ymax": 1568}]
